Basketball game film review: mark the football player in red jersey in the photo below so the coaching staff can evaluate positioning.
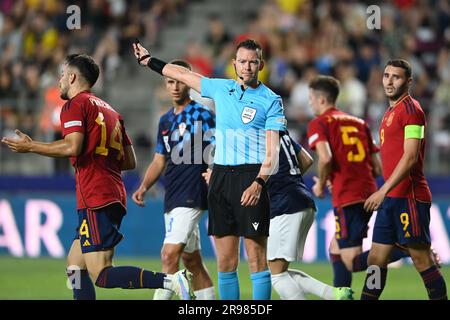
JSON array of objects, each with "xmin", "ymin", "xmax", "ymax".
[
  {"xmin": 307, "ymin": 75, "xmax": 386, "ymax": 288},
  {"xmin": 2, "ymin": 54, "xmax": 195, "ymax": 300},
  {"xmin": 361, "ymin": 59, "xmax": 447, "ymax": 300}
]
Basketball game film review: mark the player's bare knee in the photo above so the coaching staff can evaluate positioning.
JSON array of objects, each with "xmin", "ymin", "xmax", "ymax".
[
  {"xmin": 161, "ymin": 248, "xmax": 180, "ymax": 269},
  {"xmin": 247, "ymin": 254, "xmax": 267, "ymax": 273},
  {"xmin": 367, "ymin": 252, "xmax": 382, "ymax": 267},
  {"xmin": 217, "ymin": 254, "xmax": 238, "ymax": 272},
  {"xmin": 410, "ymin": 253, "xmax": 433, "ymax": 271},
  {"xmin": 87, "ymin": 267, "xmax": 103, "ymax": 283},
  {"xmin": 181, "ymin": 252, "xmax": 202, "ymax": 271}
]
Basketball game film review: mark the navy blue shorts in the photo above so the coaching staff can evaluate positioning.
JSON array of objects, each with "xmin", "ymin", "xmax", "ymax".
[
  {"xmin": 372, "ymin": 197, "xmax": 431, "ymax": 246},
  {"xmin": 334, "ymin": 203, "xmax": 372, "ymax": 249},
  {"xmin": 75, "ymin": 203, "xmax": 125, "ymax": 253}
]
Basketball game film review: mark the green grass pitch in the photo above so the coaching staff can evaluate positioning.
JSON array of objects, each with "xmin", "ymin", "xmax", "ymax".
[{"xmin": 0, "ymin": 256, "xmax": 448, "ymax": 300}]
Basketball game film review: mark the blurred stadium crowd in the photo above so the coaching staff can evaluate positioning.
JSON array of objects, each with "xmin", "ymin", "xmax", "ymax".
[{"xmin": 0, "ymin": 0, "xmax": 449, "ymax": 175}]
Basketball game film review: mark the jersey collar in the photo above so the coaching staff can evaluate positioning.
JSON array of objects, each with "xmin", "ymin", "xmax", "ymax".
[
  {"xmin": 70, "ymin": 89, "xmax": 91, "ymax": 101},
  {"xmin": 389, "ymin": 94, "xmax": 410, "ymax": 111},
  {"xmin": 321, "ymin": 106, "xmax": 338, "ymax": 116},
  {"xmin": 172, "ymin": 100, "xmax": 195, "ymax": 115}
]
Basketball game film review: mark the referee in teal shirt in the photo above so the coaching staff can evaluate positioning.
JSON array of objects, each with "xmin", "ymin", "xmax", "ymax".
[{"xmin": 134, "ymin": 39, "xmax": 287, "ymax": 300}]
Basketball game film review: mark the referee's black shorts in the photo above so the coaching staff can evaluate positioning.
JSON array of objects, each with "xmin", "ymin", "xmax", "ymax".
[{"xmin": 207, "ymin": 164, "xmax": 270, "ymax": 237}]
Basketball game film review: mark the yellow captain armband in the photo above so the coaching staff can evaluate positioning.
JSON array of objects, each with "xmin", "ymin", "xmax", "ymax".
[{"xmin": 404, "ymin": 125, "xmax": 424, "ymax": 139}]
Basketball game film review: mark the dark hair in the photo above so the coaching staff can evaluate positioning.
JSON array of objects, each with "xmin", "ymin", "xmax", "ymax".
[
  {"xmin": 169, "ymin": 59, "xmax": 192, "ymax": 71},
  {"xmin": 65, "ymin": 54, "xmax": 100, "ymax": 87},
  {"xmin": 236, "ymin": 39, "xmax": 263, "ymax": 59},
  {"xmin": 385, "ymin": 59, "xmax": 412, "ymax": 78},
  {"xmin": 309, "ymin": 75, "xmax": 340, "ymax": 104}
]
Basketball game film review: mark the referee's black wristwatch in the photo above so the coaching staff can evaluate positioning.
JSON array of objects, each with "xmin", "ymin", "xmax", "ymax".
[{"xmin": 254, "ymin": 177, "xmax": 266, "ymax": 188}]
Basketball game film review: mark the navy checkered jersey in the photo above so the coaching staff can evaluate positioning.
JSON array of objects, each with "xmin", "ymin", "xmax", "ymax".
[
  {"xmin": 155, "ymin": 101, "xmax": 215, "ymax": 212},
  {"xmin": 267, "ymin": 131, "xmax": 316, "ymax": 219}
]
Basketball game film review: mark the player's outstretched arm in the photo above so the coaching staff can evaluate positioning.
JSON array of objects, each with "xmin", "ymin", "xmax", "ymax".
[
  {"xmin": 132, "ymin": 41, "xmax": 203, "ymax": 92},
  {"xmin": 2, "ymin": 130, "xmax": 83, "ymax": 158},
  {"xmin": 122, "ymin": 145, "xmax": 137, "ymax": 171}
]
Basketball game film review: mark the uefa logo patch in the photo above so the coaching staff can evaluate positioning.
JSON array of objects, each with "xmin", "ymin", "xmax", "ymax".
[
  {"xmin": 241, "ymin": 107, "xmax": 257, "ymax": 124},
  {"xmin": 178, "ymin": 122, "xmax": 187, "ymax": 136}
]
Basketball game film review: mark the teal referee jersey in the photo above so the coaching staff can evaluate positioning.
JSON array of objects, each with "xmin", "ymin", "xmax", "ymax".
[{"xmin": 200, "ymin": 78, "xmax": 286, "ymax": 165}]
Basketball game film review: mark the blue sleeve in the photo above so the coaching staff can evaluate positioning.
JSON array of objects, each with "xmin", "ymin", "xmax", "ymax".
[
  {"xmin": 201, "ymin": 110, "xmax": 216, "ymax": 132},
  {"xmin": 265, "ymin": 98, "xmax": 287, "ymax": 131},
  {"xmin": 155, "ymin": 119, "xmax": 166, "ymax": 155},
  {"xmin": 200, "ymin": 77, "xmax": 228, "ymax": 99},
  {"xmin": 201, "ymin": 110, "xmax": 216, "ymax": 146}
]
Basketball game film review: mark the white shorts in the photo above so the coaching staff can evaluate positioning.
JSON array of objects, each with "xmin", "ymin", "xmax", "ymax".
[
  {"xmin": 267, "ymin": 208, "xmax": 316, "ymax": 262},
  {"xmin": 163, "ymin": 207, "xmax": 204, "ymax": 253}
]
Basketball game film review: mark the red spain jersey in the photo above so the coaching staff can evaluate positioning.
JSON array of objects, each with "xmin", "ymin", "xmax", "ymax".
[
  {"xmin": 379, "ymin": 95, "xmax": 431, "ymax": 201},
  {"xmin": 60, "ymin": 91, "xmax": 132, "ymax": 210},
  {"xmin": 307, "ymin": 107, "xmax": 379, "ymax": 208}
]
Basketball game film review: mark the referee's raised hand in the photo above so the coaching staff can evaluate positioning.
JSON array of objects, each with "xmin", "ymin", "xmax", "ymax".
[{"xmin": 132, "ymin": 40, "xmax": 151, "ymax": 66}]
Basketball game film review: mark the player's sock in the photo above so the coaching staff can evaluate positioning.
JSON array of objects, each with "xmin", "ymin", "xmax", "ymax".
[
  {"xmin": 330, "ymin": 253, "xmax": 352, "ymax": 287},
  {"xmin": 288, "ymin": 269, "xmax": 335, "ymax": 300},
  {"xmin": 419, "ymin": 265, "xmax": 448, "ymax": 300},
  {"xmin": 67, "ymin": 269, "xmax": 96, "ymax": 300},
  {"xmin": 218, "ymin": 271, "xmax": 240, "ymax": 300},
  {"xmin": 251, "ymin": 269, "xmax": 272, "ymax": 300},
  {"xmin": 153, "ymin": 288, "xmax": 174, "ymax": 300},
  {"xmin": 194, "ymin": 286, "xmax": 216, "ymax": 300},
  {"xmin": 352, "ymin": 248, "xmax": 409, "ymax": 272},
  {"xmin": 360, "ymin": 267, "xmax": 387, "ymax": 300},
  {"xmin": 389, "ymin": 247, "xmax": 409, "ymax": 262},
  {"xmin": 95, "ymin": 266, "xmax": 166, "ymax": 289},
  {"xmin": 352, "ymin": 251, "xmax": 370, "ymax": 272},
  {"xmin": 271, "ymin": 271, "xmax": 306, "ymax": 300}
]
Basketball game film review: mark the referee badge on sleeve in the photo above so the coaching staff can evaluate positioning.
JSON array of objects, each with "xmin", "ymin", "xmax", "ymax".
[{"xmin": 241, "ymin": 107, "xmax": 257, "ymax": 124}]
